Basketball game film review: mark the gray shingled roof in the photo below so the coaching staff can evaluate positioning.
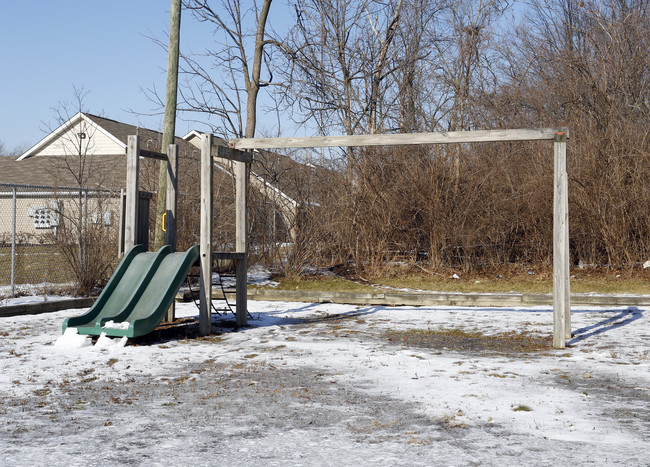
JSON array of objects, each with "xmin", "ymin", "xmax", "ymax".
[
  {"xmin": 1, "ymin": 113, "xmax": 331, "ymax": 204},
  {"xmin": 83, "ymin": 114, "xmax": 199, "ymax": 157},
  {"xmin": 0, "ymin": 154, "xmax": 125, "ymax": 190},
  {"xmin": 1, "ymin": 113, "xmax": 200, "ymax": 190}
]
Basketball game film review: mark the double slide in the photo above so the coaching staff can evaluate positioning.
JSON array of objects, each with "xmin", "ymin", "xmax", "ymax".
[{"xmin": 63, "ymin": 244, "xmax": 200, "ymax": 338}]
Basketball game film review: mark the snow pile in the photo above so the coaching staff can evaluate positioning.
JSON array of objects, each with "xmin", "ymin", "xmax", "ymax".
[
  {"xmin": 247, "ymin": 264, "xmax": 279, "ymax": 287},
  {"xmin": 102, "ymin": 320, "xmax": 130, "ymax": 330},
  {"xmin": 94, "ymin": 332, "xmax": 128, "ymax": 349},
  {"xmin": 54, "ymin": 327, "xmax": 91, "ymax": 349},
  {"xmin": 0, "ymin": 282, "xmax": 73, "ymax": 300}
]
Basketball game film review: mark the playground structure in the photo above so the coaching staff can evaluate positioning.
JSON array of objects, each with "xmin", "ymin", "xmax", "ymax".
[
  {"xmin": 65, "ymin": 134, "xmax": 251, "ymax": 338},
  {"xmin": 228, "ymin": 128, "xmax": 571, "ymax": 349},
  {"xmin": 198, "ymin": 133, "xmax": 251, "ymax": 334},
  {"xmin": 62, "ymin": 244, "xmax": 199, "ymax": 338},
  {"xmin": 63, "ymin": 128, "xmax": 571, "ymax": 348}
]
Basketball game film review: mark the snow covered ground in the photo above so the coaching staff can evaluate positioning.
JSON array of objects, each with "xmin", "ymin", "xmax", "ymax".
[{"xmin": 1, "ymin": 300, "xmax": 648, "ymax": 466}]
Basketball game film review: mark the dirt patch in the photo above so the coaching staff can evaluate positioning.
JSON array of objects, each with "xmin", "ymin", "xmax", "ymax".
[
  {"xmin": 0, "ymin": 361, "xmax": 480, "ymax": 464},
  {"xmin": 552, "ymin": 372, "xmax": 650, "ymax": 436},
  {"xmin": 385, "ymin": 328, "xmax": 553, "ymax": 355}
]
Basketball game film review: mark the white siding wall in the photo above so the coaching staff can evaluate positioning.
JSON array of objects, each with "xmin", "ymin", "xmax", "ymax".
[
  {"xmin": 37, "ymin": 121, "xmax": 124, "ymax": 156},
  {"xmin": 185, "ymin": 133, "xmax": 202, "ymax": 148},
  {"xmin": 0, "ymin": 195, "xmax": 121, "ymax": 243}
]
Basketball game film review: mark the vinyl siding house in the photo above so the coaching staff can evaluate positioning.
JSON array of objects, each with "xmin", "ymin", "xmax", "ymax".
[{"xmin": 1, "ymin": 112, "xmax": 324, "ymax": 250}]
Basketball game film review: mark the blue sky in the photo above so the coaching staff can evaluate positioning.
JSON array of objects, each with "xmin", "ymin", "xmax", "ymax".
[
  {"xmin": 0, "ymin": 1, "xmax": 529, "ymax": 154},
  {"xmin": 0, "ymin": 1, "xmax": 216, "ymax": 152}
]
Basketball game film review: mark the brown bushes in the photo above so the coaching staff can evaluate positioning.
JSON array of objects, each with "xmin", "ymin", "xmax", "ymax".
[{"xmin": 266, "ymin": 132, "xmax": 648, "ymax": 279}]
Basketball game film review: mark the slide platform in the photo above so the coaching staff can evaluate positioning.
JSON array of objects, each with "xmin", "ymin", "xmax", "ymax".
[{"xmin": 62, "ymin": 244, "xmax": 200, "ymax": 338}]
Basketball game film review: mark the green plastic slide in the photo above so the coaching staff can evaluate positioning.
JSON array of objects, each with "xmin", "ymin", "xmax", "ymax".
[{"xmin": 62, "ymin": 244, "xmax": 200, "ymax": 338}]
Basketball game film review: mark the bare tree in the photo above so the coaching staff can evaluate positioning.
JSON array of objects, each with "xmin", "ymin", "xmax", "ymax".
[
  {"xmin": 42, "ymin": 87, "xmax": 119, "ymax": 294},
  {"xmin": 179, "ymin": 0, "xmax": 275, "ymax": 139},
  {"xmin": 497, "ymin": 0, "xmax": 650, "ymax": 266}
]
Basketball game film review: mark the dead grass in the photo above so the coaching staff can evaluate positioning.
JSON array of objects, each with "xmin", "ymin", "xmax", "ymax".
[
  {"xmin": 385, "ymin": 328, "xmax": 552, "ymax": 355},
  {"xmin": 378, "ymin": 269, "xmax": 650, "ymax": 294},
  {"xmin": 270, "ymin": 275, "xmax": 378, "ymax": 293},
  {"xmin": 266, "ymin": 266, "xmax": 650, "ymax": 295}
]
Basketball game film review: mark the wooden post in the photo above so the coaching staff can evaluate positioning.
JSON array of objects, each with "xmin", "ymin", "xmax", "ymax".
[
  {"xmin": 235, "ymin": 160, "xmax": 248, "ymax": 327},
  {"xmin": 553, "ymin": 132, "xmax": 570, "ymax": 348},
  {"xmin": 118, "ymin": 189, "xmax": 126, "ymax": 257},
  {"xmin": 199, "ymin": 134, "xmax": 213, "ymax": 336},
  {"xmin": 165, "ymin": 144, "xmax": 178, "ymax": 251},
  {"xmin": 165, "ymin": 143, "xmax": 179, "ymax": 323},
  {"xmin": 125, "ymin": 135, "xmax": 140, "ymax": 252},
  {"xmin": 154, "ymin": 0, "xmax": 182, "ymax": 251}
]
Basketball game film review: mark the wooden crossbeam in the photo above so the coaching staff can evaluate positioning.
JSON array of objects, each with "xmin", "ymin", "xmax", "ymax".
[
  {"xmin": 212, "ymin": 145, "xmax": 253, "ymax": 163},
  {"xmin": 230, "ymin": 128, "xmax": 570, "ymax": 150},
  {"xmin": 139, "ymin": 149, "xmax": 168, "ymax": 161}
]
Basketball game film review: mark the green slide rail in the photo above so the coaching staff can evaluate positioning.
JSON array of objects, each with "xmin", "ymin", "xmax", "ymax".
[{"xmin": 62, "ymin": 244, "xmax": 200, "ymax": 338}]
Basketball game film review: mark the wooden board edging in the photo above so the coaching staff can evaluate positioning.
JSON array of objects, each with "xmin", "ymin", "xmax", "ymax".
[
  {"xmin": 0, "ymin": 297, "xmax": 96, "ymax": 318},
  {"xmin": 243, "ymin": 289, "xmax": 650, "ymax": 308}
]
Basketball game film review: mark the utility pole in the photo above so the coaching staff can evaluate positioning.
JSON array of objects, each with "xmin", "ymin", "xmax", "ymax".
[{"xmin": 154, "ymin": 0, "xmax": 182, "ymax": 250}]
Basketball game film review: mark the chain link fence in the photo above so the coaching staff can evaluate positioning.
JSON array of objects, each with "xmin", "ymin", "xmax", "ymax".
[{"xmin": 0, "ymin": 183, "xmax": 123, "ymax": 298}]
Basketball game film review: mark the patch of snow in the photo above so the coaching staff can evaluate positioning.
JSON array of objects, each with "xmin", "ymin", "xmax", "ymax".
[
  {"xmin": 0, "ymin": 282, "xmax": 74, "ymax": 299},
  {"xmin": 2, "ymin": 298, "xmax": 649, "ymax": 465},
  {"xmin": 248, "ymin": 264, "xmax": 270, "ymax": 282},
  {"xmin": 94, "ymin": 332, "xmax": 128, "ymax": 349},
  {"xmin": 54, "ymin": 327, "xmax": 92, "ymax": 349},
  {"xmin": 102, "ymin": 320, "xmax": 130, "ymax": 330},
  {"xmin": 0, "ymin": 294, "xmax": 70, "ymax": 307},
  {"xmin": 208, "ymin": 264, "xmax": 277, "ymax": 288}
]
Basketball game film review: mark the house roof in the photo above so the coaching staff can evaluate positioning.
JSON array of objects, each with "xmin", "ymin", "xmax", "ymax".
[
  {"xmin": 18, "ymin": 112, "xmax": 199, "ymax": 160},
  {"xmin": 0, "ymin": 154, "xmax": 126, "ymax": 190},
  {"xmin": 5, "ymin": 112, "xmax": 330, "ymax": 205},
  {"xmin": 5, "ymin": 112, "xmax": 201, "ymax": 191}
]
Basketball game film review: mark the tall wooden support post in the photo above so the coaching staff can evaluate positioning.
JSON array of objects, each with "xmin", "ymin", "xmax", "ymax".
[
  {"xmin": 164, "ymin": 143, "xmax": 179, "ymax": 322},
  {"xmin": 165, "ymin": 144, "xmax": 179, "ymax": 250},
  {"xmin": 154, "ymin": 0, "xmax": 182, "ymax": 251},
  {"xmin": 125, "ymin": 135, "xmax": 140, "ymax": 252},
  {"xmin": 118, "ymin": 189, "xmax": 126, "ymax": 257},
  {"xmin": 199, "ymin": 134, "xmax": 213, "ymax": 336},
  {"xmin": 235, "ymin": 160, "xmax": 248, "ymax": 327},
  {"xmin": 553, "ymin": 132, "xmax": 570, "ymax": 348}
]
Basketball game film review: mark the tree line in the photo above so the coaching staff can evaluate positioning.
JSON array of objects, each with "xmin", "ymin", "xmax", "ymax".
[{"xmin": 170, "ymin": 0, "xmax": 650, "ymax": 276}]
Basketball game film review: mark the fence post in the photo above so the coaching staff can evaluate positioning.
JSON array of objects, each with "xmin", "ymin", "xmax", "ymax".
[
  {"xmin": 165, "ymin": 143, "xmax": 178, "ymax": 251},
  {"xmin": 83, "ymin": 190, "xmax": 88, "ymax": 272},
  {"xmin": 235, "ymin": 160, "xmax": 248, "ymax": 328},
  {"xmin": 11, "ymin": 186, "xmax": 16, "ymax": 297},
  {"xmin": 118, "ymin": 189, "xmax": 125, "ymax": 257}
]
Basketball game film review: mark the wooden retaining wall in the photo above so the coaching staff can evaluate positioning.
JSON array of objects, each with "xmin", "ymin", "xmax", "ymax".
[{"xmin": 2, "ymin": 289, "xmax": 648, "ymax": 319}]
